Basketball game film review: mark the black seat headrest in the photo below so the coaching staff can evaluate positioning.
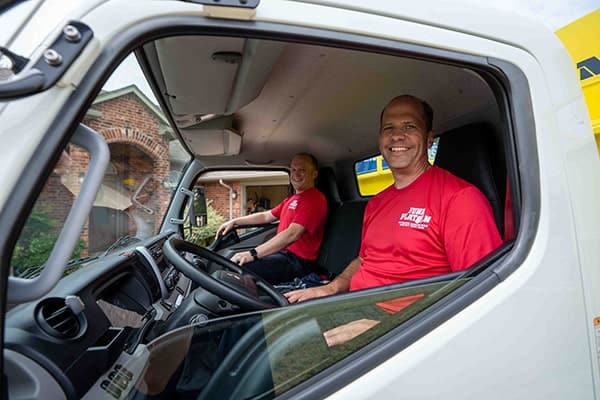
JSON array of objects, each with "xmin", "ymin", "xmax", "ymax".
[
  {"xmin": 435, "ymin": 123, "xmax": 505, "ymax": 235},
  {"xmin": 315, "ymin": 167, "xmax": 341, "ymax": 208}
]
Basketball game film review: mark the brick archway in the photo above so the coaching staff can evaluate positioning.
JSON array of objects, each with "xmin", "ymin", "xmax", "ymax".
[
  {"xmin": 102, "ymin": 127, "xmax": 169, "ymax": 161},
  {"xmin": 100, "ymin": 127, "xmax": 171, "ymax": 196},
  {"xmin": 97, "ymin": 127, "xmax": 171, "ymax": 240}
]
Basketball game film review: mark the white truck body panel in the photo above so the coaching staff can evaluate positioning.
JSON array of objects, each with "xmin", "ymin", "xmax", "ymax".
[{"xmin": 1, "ymin": 0, "xmax": 598, "ymax": 398}]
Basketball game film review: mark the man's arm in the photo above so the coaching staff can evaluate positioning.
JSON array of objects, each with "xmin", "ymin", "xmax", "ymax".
[
  {"xmin": 231, "ymin": 222, "xmax": 306, "ymax": 265},
  {"xmin": 284, "ymin": 256, "xmax": 362, "ymax": 303},
  {"xmin": 215, "ymin": 210, "xmax": 277, "ymax": 239},
  {"xmin": 443, "ymin": 187, "xmax": 502, "ymax": 271}
]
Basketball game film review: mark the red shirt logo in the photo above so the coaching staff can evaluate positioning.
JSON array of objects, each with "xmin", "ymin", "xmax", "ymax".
[{"xmin": 398, "ymin": 207, "xmax": 432, "ymax": 230}]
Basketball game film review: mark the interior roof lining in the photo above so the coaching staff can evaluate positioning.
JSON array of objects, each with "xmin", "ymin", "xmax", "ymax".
[{"xmin": 136, "ymin": 23, "xmax": 502, "ymax": 168}]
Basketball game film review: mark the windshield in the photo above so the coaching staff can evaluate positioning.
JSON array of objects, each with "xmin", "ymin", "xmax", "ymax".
[{"xmin": 9, "ymin": 55, "xmax": 191, "ymax": 278}]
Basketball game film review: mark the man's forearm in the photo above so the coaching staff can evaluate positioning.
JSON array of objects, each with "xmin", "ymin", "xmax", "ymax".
[
  {"xmin": 231, "ymin": 211, "xmax": 274, "ymax": 227},
  {"xmin": 329, "ymin": 257, "xmax": 362, "ymax": 293},
  {"xmin": 255, "ymin": 224, "xmax": 304, "ymax": 258},
  {"xmin": 283, "ymin": 256, "xmax": 362, "ymax": 303},
  {"xmin": 217, "ymin": 211, "xmax": 277, "ymax": 239}
]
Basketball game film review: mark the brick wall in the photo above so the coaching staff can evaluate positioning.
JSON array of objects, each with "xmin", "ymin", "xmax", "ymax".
[
  {"xmin": 38, "ymin": 174, "xmax": 76, "ymax": 228},
  {"xmin": 202, "ymin": 182, "xmax": 290, "ymax": 222},
  {"xmin": 87, "ymin": 93, "xmax": 161, "ymax": 135},
  {"xmin": 203, "ymin": 181, "xmax": 242, "ymax": 220}
]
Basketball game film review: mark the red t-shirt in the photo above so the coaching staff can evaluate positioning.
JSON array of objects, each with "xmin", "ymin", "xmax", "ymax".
[
  {"xmin": 270, "ymin": 187, "xmax": 327, "ymax": 260},
  {"xmin": 351, "ymin": 166, "xmax": 502, "ymax": 291}
]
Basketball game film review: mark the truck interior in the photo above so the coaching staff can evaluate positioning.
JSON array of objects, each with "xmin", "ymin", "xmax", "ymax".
[{"xmin": 4, "ymin": 27, "xmax": 523, "ymax": 400}]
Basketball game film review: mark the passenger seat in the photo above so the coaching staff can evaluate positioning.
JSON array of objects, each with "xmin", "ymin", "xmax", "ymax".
[
  {"xmin": 315, "ymin": 167, "xmax": 367, "ymax": 278},
  {"xmin": 434, "ymin": 122, "xmax": 506, "ymax": 236}
]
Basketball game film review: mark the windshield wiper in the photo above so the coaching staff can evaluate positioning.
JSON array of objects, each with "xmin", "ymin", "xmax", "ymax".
[
  {"xmin": 15, "ymin": 255, "xmax": 100, "ymax": 279},
  {"xmin": 16, "ymin": 265, "xmax": 44, "ymax": 279},
  {"xmin": 102, "ymin": 235, "xmax": 141, "ymax": 257},
  {"xmin": 66, "ymin": 255, "xmax": 99, "ymax": 267},
  {"xmin": 64, "ymin": 255, "xmax": 100, "ymax": 274}
]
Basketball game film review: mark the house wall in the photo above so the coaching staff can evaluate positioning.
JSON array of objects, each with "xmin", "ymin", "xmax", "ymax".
[
  {"xmin": 201, "ymin": 182, "xmax": 290, "ymax": 221},
  {"xmin": 37, "ymin": 91, "xmax": 172, "ymax": 255},
  {"xmin": 203, "ymin": 181, "xmax": 242, "ymax": 220},
  {"xmin": 33, "ymin": 89, "xmax": 285, "ymax": 255}
]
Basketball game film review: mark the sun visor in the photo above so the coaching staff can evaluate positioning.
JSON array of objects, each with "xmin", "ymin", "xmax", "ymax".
[
  {"xmin": 156, "ymin": 36, "xmax": 241, "ymax": 115},
  {"xmin": 154, "ymin": 37, "xmax": 284, "ymax": 116},
  {"xmin": 226, "ymin": 39, "xmax": 284, "ymax": 114},
  {"xmin": 180, "ymin": 116, "xmax": 242, "ymax": 156}
]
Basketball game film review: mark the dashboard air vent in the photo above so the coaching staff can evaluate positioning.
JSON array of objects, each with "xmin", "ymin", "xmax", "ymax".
[{"xmin": 36, "ymin": 298, "xmax": 86, "ymax": 339}]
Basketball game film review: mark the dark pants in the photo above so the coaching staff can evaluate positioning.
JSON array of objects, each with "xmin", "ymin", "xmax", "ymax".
[{"xmin": 242, "ymin": 251, "xmax": 314, "ymax": 284}]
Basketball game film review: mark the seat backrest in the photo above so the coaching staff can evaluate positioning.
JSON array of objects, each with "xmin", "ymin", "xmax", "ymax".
[
  {"xmin": 434, "ymin": 122, "xmax": 505, "ymax": 235},
  {"xmin": 315, "ymin": 166, "xmax": 341, "ymax": 208},
  {"xmin": 314, "ymin": 166, "xmax": 366, "ymax": 277},
  {"xmin": 316, "ymin": 200, "xmax": 367, "ymax": 277}
]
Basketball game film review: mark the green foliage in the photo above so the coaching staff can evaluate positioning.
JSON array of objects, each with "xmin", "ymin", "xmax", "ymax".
[
  {"xmin": 187, "ymin": 204, "xmax": 226, "ymax": 247},
  {"xmin": 11, "ymin": 208, "xmax": 85, "ymax": 277}
]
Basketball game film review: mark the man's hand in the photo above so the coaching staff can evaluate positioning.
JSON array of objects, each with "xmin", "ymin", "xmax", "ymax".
[
  {"xmin": 231, "ymin": 251, "xmax": 253, "ymax": 266},
  {"xmin": 284, "ymin": 257, "xmax": 362, "ymax": 303},
  {"xmin": 215, "ymin": 220, "xmax": 236, "ymax": 239},
  {"xmin": 323, "ymin": 319, "xmax": 381, "ymax": 347},
  {"xmin": 284, "ymin": 284, "xmax": 337, "ymax": 303}
]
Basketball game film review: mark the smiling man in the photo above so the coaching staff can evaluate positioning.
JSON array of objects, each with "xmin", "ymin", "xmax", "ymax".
[
  {"xmin": 216, "ymin": 153, "xmax": 327, "ymax": 284},
  {"xmin": 285, "ymin": 96, "xmax": 502, "ymax": 341}
]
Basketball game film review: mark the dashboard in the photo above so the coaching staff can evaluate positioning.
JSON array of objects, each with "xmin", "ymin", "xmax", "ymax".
[{"xmin": 5, "ymin": 232, "xmax": 192, "ymax": 400}]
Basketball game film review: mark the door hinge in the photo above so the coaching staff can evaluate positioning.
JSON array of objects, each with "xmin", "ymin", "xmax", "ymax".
[{"xmin": 0, "ymin": 21, "xmax": 93, "ymax": 101}]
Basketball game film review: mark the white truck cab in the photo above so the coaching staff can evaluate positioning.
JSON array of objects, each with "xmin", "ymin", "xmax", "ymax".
[{"xmin": 1, "ymin": 1, "xmax": 599, "ymax": 399}]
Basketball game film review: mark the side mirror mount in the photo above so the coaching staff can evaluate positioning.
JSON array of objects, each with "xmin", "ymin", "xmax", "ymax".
[{"xmin": 191, "ymin": 187, "xmax": 207, "ymax": 227}]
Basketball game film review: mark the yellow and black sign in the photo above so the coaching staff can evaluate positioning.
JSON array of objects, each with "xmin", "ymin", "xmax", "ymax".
[
  {"xmin": 578, "ymin": 56, "xmax": 600, "ymax": 81},
  {"xmin": 556, "ymin": 9, "xmax": 600, "ymax": 152}
]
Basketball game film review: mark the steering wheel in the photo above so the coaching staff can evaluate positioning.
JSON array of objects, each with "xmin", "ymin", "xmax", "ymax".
[{"xmin": 163, "ymin": 237, "xmax": 288, "ymax": 310}]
